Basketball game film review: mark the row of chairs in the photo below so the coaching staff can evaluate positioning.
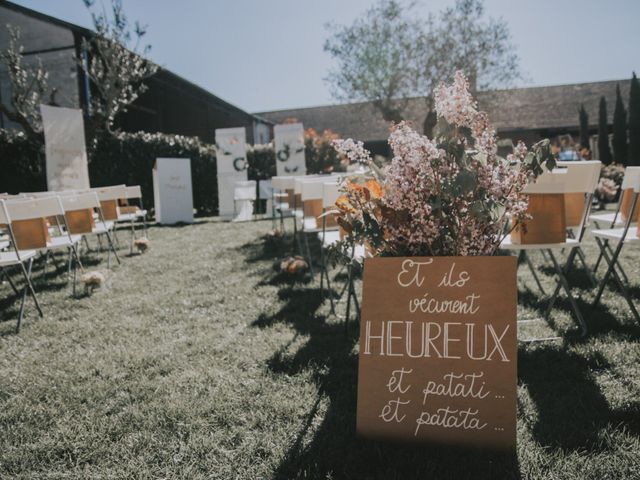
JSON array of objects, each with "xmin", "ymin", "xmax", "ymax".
[
  {"xmin": 501, "ymin": 161, "xmax": 639, "ymax": 338},
  {"xmin": 272, "ymin": 174, "xmax": 365, "ymax": 328},
  {"xmin": 0, "ymin": 185, "xmax": 147, "ymax": 332},
  {"xmin": 271, "ymin": 163, "xmax": 640, "ymax": 339}
]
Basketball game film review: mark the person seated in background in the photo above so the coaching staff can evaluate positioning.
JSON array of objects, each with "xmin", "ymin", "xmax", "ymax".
[
  {"xmin": 579, "ymin": 146, "xmax": 592, "ymax": 160},
  {"xmin": 559, "ymin": 148, "xmax": 579, "ymax": 161}
]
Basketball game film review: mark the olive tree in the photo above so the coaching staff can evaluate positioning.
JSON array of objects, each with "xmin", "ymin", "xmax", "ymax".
[{"xmin": 324, "ymin": 0, "xmax": 522, "ymax": 135}]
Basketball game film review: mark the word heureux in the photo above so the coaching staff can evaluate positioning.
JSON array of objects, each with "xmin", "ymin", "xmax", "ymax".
[{"xmin": 363, "ymin": 320, "xmax": 510, "ymax": 362}]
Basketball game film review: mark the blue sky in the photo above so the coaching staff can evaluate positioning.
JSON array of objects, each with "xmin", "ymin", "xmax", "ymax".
[{"xmin": 9, "ymin": 0, "xmax": 640, "ymax": 113}]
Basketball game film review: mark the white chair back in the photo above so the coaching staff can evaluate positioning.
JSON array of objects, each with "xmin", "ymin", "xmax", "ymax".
[
  {"xmin": 59, "ymin": 192, "xmax": 100, "ymax": 211},
  {"xmin": 622, "ymin": 167, "xmax": 640, "ymax": 192},
  {"xmin": 94, "ymin": 185, "xmax": 127, "ymax": 202},
  {"xmin": 0, "ymin": 199, "xmax": 10, "ymax": 225},
  {"xmin": 5, "ymin": 196, "xmax": 64, "ymax": 221},
  {"xmin": 323, "ymin": 182, "xmax": 341, "ymax": 208},
  {"xmin": 234, "ymin": 180, "xmax": 257, "ymax": 201},
  {"xmin": 272, "ymin": 176, "xmax": 294, "ymax": 190},
  {"xmin": 563, "ymin": 161, "xmax": 602, "ymax": 193},
  {"xmin": 125, "ymin": 185, "xmax": 143, "ymax": 200},
  {"xmin": 258, "ymin": 179, "xmax": 272, "ymax": 198}
]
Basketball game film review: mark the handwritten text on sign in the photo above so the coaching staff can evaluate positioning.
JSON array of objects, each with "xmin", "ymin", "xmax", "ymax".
[{"xmin": 356, "ymin": 256, "xmax": 517, "ymax": 449}]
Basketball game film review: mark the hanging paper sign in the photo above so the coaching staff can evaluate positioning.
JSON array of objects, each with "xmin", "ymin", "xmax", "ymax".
[
  {"xmin": 215, "ymin": 127, "xmax": 248, "ymax": 218},
  {"xmin": 40, "ymin": 105, "xmax": 90, "ymax": 191},
  {"xmin": 357, "ymin": 256, "xmax": 517, "ymax": 450},
  {"xmin": 274, "ymin": 123, "xmax": 306, "ymax": 176},
  {"xmin": 152, "ymin": 158, "xmax": 194, "ymax": 224}
]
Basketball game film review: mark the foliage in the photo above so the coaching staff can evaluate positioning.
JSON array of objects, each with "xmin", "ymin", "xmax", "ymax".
[
  {"xmin": 80, "ymin": 0, "xmax": 158, "ymax": 137},
  {"xmin": 304, "ymin": 128, "xmax": 347, "ymax": 174},
  {"xmin": 89, "ymin": 131, "xmax": 217, "ymax": 215},
  {"xmin": 246, "ymin": 143, "xmax": 276, "ymax": 181},
  {"xmin": 629, "ymin": 72, "xmax": 640, "ymax": 166},
  {"xmin": 330, "ymin": 72, "xmax": 555, "ymax": 259},
  {"xmin": 612, "ymin": 84, "xmax": 628, "ymax": 165},
  {"xmin": 0, "ymin": 25, "xmax": 50, "ymax": 143},
  {"xmin": 578, "ymin": 104, "xmax": 589, "ymax": 148},
  {"xmin": 598, "ymin": 97, "xmax": 612, "ymax": 165},
  {"xmin": 324, "ymin": 0, "xmax": 522, "ymax": 134},
  {"xmin": 0, "ymin": 129, "xmax": 45, "ymax": 193},
  {"xmin": 0, "ymin": 129, "xmax": 350, "ymax": 214}
]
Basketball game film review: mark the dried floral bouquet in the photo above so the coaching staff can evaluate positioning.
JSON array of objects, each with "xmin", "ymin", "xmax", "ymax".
[{"xmin": 330, "ymin": 71, "xmax": 556, "ymax": 259}]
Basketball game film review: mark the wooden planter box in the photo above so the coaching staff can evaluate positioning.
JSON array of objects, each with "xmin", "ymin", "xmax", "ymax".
[
  {"xmin": 65, "ymin": 209, "xmax": 96, "ymax": 234},
  {"xmin": 511, "ymin": 194, "xmax": 566, "ymax": 244},
  {"xmin": 357, "ymin": 256, "xmax": 517, "ymax": 449},
  {"xmin": 12, "ymin": 218, "xmax": 50, "ymax": 250}
]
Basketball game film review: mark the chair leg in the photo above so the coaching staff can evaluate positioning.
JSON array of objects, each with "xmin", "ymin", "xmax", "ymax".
[
  {"xmin": 17, "ymin": 258, "xmax": 43, "ymax": 332},
  {"xmin": 575, "ymin": 247, "xmax": 598, "ymax": 287},
  {"xmin": 592, "ymin": 240, "xmax": 639, "ymax": 323},
  {"xmin": 547, "ymin": 250, "xmax": 587, "ymax": 336},
  {"xmin": 104, "ymin": 229, "xmax": 121, "ymax": 266},
  {"xmin": 593, "ymin": 239, "xmax": 625, "ymax": 308},
  {"xmin": 1, "ymin": 267, "xmax": 20, "ymax": 295},
  {"xmin": 130, "ymin": 219, "xmax": 136, "ymax": 255},
  {"xmin": 545, "ymin": 248, "xmax": 579, "ymax": 319},
  {"xmin": 521, "ymin": 251, "xmax": 546, "ymax": 296},
  {"xmin": 303, "ymin": 233, "xmax": 314, "ymax": 277}
]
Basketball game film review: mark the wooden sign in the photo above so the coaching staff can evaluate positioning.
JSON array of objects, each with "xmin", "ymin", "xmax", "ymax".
[
  {"xmin": 152, "ymin": 158, "xmax": 194, "ymax": 224},
  {"xmin": 357, "ymin": 256, "xmax": 517, "ymax": 450},
  {"xmin": 40, "ymin": 105, "xmax": 90, "ymax": 192},
  {"xmin": 274, "ymin": 123, "xmax": 306, "ymax": 177}
]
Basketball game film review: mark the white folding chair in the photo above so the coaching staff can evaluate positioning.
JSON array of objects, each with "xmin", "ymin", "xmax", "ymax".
[
  {"xmin": 258, "ymin": 179, "xmax": 274, "ymax": 221},
  {"xmin": 271, "ymin": 175, "xmax": 295, "ymax": 231},
  {"xmin": 591, "ymin": 168, "xmax": 639, "ymax": 280},
  {"xmin": 0, "ymin": 199, "xmax": 43, "ymax": 331},
  {"xmin": 59, "ymin": 191, "xmax": 120, "ymax": 267},
  {"xmin": 121, "ymin": 185, "xmax": 148, "ymax": 244},
  {"xmin": 233, "ymin": 180, "xmax": 257, "ymax": 222},
  {"xmin": 500, "ymin": 161, "xmax": 601, "ymax": 337},
  {"xmin": 591, "ymin": 166, "xmax": 640, "ymax": 324},
  {"xmin": 5, "ymin": 196, "xmax": 84, "ymax": 296}
]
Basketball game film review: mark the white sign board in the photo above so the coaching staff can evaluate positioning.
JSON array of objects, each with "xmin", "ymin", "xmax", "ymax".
[
  {"xmin": 40, "ymin": 105, "xmax": 90, "ymax": 191},
  {"xmin": 274, "ymin": 123, "xmax": 306, "ymax": 177},
  {"xmin": 215, "ymin": 127, "xmax": 248, "ymax": 218},
  {"xmin": 152, "ymin": 158, "xmax": 194, "ymax": 224}
]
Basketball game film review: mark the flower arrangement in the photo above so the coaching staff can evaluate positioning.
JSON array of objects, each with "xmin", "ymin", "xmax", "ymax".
[{"xmin": 329, "ymin": 71, "xmax": 556, "ymax": 259}]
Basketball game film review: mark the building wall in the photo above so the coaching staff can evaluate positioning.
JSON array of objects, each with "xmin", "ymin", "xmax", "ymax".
[{"xmin": 0, "ymin": 5, "xmax": 80, "ymax": 129}]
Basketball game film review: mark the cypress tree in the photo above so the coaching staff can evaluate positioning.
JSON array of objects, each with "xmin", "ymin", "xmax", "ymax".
[
  {"xmin": 598, "ymin": 96, "xmax": 612, "ymax": 165},
  {"xmin": 629, "ymin": 72, "xmax": 640, "ymax": 166},
  {"xmin": 578, "ymin": 104, "xmax": 589, "ymax": 148},
  {"xmin": 612, "ymin": 84, "xmax": 628, "ymax": 165}
]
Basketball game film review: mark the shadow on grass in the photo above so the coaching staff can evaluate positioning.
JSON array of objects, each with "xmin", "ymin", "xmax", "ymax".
[
  {"xmin": 252, "ymin": 286, "xmax": 520, "ymax": 478},
  {"xmin": 241, "ymin": 231, "xmax": 521, "ymax": 478},
  {"xmin": 519, "ymin": 346, "xmax": 640, "ymax": 452}
]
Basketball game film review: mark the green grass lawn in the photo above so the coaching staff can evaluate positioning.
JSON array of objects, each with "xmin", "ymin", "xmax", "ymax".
[{"xmin": 0, "ymin": 217, "xmax": 638, "ymax": 479}]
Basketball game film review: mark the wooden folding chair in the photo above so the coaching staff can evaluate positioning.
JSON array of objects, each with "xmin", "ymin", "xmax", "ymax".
[
  {"xmin": 500, "ymin": 161, "xmax": 601, "ymax": 338},
  {"xmin": 5, "ymin": 196, "xmax": 84, "ymax": 296},
  {"xmin": 591, "ymin": 167, "xmax": 640, "ymax": 324},
  {"xmin": 59, "ymin": 191, "xmax": 120, "ymax": 267},
  {"xmin": 0, "ymin": 199, "xmax": 43, "ymax": 332}
]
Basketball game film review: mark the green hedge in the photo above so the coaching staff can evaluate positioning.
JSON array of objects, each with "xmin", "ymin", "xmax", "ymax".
[
  {"xmin": 0, "ymin": 128, "xmax": 344, "ymax": 215},
  {"xmin": 90, "ymin": 132, "xmax": 218, "ymax": 215}
]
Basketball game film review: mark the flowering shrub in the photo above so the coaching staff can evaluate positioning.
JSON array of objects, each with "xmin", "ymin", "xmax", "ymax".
[
  {"xmin": 330, "ymin": 71, "xmax": 556, "ymax": 258},
  {"xmin": 595, "ymin": 177, "xmax": 619, "ymax": 203},
  {"xmin": 304, "ymin": 128, "xmax": 348, "ymax": 174}
]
